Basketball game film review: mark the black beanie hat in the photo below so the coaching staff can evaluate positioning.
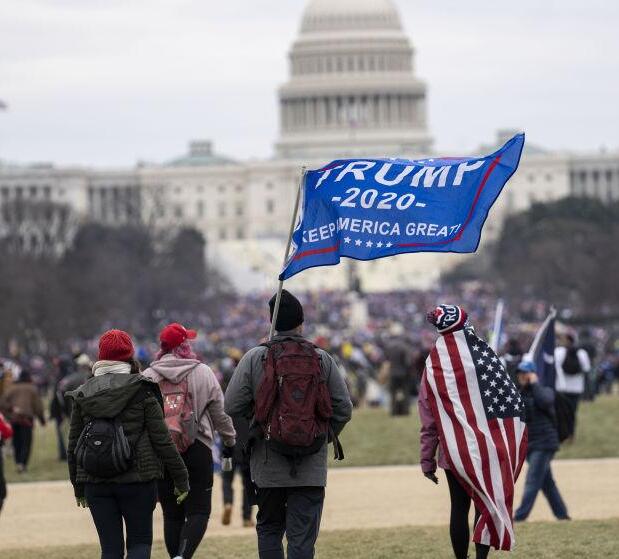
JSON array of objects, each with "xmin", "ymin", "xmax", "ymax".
[{"xmin": 269, "ymin": 289, "xmax": 304, "ymax": 332}]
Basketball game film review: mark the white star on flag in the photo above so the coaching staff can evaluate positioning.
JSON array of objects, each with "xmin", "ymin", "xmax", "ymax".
[
  {"xmin": 472, "ymin": 345, "xmax": 480, "ymax": 352},
  {"xmin": 366, "ymin": 240, "xmax": 373, "ymax": 247},
  {"xmin": 355, "ymin": 239, "xmax": 362, "ymax": 246},
  {"xmin": 376, "ymin": 241, "xmax": 383, "ymax": 247},
  {"xmin": 481, "ymin": 373, "xmax": 488, "ymax": 381},
  {"xmin": 344, "ymin": 237, "xmax": 351, "ymax": 244},
  {"xmin": 477, "ymin": 358, "xmax": 485, "ymax": 365},
  {"xmin": 484, "ymin": 389, "xmax": 491, "ymax": 397},
  {"xmin": 500, "ymin": 405, "xmax": 507, "ymax": 412},
  {"xmin": 482, "ymin": 351, "xmax": 489, "ymax": 357},
  {"xmin": 386, "ymin": 242, "xmax": 393, "ymax": 247},
  {"xmin": 487, "ymin": 406, "xmax": 494, "ymax": 413}
]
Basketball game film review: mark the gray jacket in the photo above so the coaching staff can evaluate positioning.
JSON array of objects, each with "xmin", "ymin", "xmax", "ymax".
[{"xmin": 224, "ymin": 334, "xmax": 353, "ymax": 488}]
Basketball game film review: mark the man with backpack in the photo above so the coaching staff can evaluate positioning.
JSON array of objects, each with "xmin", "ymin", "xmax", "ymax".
[
  {"xmin": 514, "ymin": 361, "xmax": 570, "ymax": 522},
  {"xmin": 224, "ymin": 290, "xmax": 353, "ymax": 559},
  {"xmin": 555, "ymin": 333, "xmax": 591, "ymax": 440}
]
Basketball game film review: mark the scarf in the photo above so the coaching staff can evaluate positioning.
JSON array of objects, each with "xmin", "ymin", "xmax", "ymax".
[{"xmin": 92, "ymin": 360, "xmax": 132, "ymax": 377}]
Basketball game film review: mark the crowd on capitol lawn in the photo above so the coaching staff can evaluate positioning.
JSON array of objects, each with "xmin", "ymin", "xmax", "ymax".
[
  {"xmin": 4, "ymin": 285, "xmax": 616, "ymax": 407},
  {"xmin": 0, "ymin": 285, "xmax": 618, "ymax": 558}
]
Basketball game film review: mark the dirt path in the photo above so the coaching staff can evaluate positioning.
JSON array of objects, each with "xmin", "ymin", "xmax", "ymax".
[{"xmin": 2, "ymin": 458, "xmax": 619, "ymax": 549}]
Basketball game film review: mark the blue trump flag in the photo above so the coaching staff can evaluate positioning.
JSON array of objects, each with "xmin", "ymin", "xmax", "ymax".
[
  {"xmin": 527, "ymin": 309, "xmax": 557, "ymax": 388},
  {"xmin": 280, "ymin": 133, "xmax": 525, "ymax": 280}
]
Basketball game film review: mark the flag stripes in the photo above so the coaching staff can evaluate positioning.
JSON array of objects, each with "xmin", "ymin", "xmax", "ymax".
[{"xmin": 424, "ymin": 329, "xmax": 527, "ymax": 551}]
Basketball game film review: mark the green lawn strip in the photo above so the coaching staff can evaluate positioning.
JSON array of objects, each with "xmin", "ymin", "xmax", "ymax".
[
  {"xmin": 8, "ymin": 519, "xmax": 619, "ymax": 558},
  {"xmin": 5, "ymin": 395, "xmax": 619, "ymax": 483},
  {"xmin": 336, "ymin": 394, "xmax": 619, "ymax": 467}
]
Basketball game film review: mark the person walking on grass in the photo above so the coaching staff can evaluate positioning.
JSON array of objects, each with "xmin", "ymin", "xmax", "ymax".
[
  {"xmin": 225, "ymin": 289, "xmax": 353, "ymax": 559},
  {"xmin": 555, "ymin": 333, "xmax": 591, "ymax": 440},
  {"xmin": 0, "ymin": 369, "xmax": 46, "ymax": 473},
  {"xmin": 49, "ymin": 354, "xmax": 77, "ymax": 462},
  {"xmin": 418, "ymin": 305, "xmax": 527, "ymax": 559},
  {"xmin": 514, "ymin": 361, "xmax": 570, "ymax": 522},
  {"xmin": 67, "ymin": 329, "xmax": 189, "ymax": 559},
  {"xmin": 0, "ymin": 410, "xmax": 13, "ymax": 513},
  {"xmin": 220, "ymin": 414, "xmax": 255, "ymax": 527},
  {"xmin": 142, "ymin": 323, "xmax": 236, "ymax": 559},
  {"xmin": 419, "ymin": 368, "xmax": 491, "ymax": 559}
]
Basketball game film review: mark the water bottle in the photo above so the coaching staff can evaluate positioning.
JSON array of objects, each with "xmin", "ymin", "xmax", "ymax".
[{"xmin": 222, "ymin": 457, "xmax": 233, "ymax": 472}]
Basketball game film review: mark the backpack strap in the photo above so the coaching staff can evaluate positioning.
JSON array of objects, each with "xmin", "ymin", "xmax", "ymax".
[{"xmin": 329, "ymin": 425, "xmax": 345, "ymax": 461}]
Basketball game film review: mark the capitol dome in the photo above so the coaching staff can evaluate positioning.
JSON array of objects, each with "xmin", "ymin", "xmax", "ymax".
[
  {"xmin": 301, "ymin": 0, "xmax": 402, "ymax": 32},
  {"xmin": 275, "ymin": 0, "xmax": 432, "ymax": 160}
]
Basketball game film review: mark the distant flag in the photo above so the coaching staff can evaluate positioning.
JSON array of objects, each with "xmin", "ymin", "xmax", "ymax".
[
  {"xmin": 525, "ymin": 308, "xmax": 557, "ymax": 387},
  {"xmin": 424, "ymin": 305, "xmax": 527, "ymax": 551},
  {"xmin": 489, "ymin": 299, "xmax": 505, "ymax": 352}
]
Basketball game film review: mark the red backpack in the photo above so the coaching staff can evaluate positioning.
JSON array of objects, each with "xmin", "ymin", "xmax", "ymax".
[
  {"xmin": 159, "ymin": 378, "xmax": 198, "ymax": 454},
  {"xmin": 255, "ymin": 338, "xmax": 343, "ymax": 473}
]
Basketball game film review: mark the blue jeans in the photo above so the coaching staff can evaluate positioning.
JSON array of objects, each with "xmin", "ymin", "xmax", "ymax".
[{"xmin": 515, "ymin": 450, "xmax": 569, "ymax": 521}]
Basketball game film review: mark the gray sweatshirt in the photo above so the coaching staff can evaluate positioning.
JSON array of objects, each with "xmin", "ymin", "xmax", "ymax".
[
  {"xmin": 224, "ymin": 334, "xmax": 353, "ymax": 488},
  {"xmin": 142, "ymin": 354, "xmax": 236, "ymax": 449}
]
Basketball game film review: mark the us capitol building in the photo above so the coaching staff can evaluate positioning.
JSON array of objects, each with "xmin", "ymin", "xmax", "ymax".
[{"xmin": 1, "ymin": 0, "xmax": 618, "ymax": 291}]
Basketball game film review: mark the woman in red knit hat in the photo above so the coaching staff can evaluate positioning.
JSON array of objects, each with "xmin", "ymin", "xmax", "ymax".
[
  {"xmin": 143, "ymin": 323, "xmax": 236, "ymax": 559},
  {"xmin": 67, "ymin": 329, "xmax": 189, "ymax": 559}
]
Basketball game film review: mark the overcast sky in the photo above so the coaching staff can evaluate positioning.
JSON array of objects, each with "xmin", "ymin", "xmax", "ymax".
[{"xmin": 1, "ymin": 0, "xmax": 617, "ymax": 167}]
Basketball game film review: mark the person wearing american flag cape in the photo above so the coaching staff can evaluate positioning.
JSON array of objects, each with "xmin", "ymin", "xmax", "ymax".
[{"xmin": 418, "ymin": 305, "xmax": 528, "ymax": 558}]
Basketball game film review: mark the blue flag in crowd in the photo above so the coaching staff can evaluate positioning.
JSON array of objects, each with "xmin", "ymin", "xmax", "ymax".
[
  {"xmin": 527, "ymin": 309, "xmax": 557, "ymax": 387},
  {"xmin": 280, "ymin": 133, "xmax": 525, "ymax": 280}
]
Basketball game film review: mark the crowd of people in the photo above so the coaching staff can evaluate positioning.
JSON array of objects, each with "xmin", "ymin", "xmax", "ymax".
[{"xmin": 0, "ymin": 286, "xmax": 618, "ymax": 558}]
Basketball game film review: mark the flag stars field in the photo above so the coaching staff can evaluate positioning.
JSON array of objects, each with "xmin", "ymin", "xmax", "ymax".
[{"xmin": 342, "ymin": 238, "xmax": 394, "ymax": 249}]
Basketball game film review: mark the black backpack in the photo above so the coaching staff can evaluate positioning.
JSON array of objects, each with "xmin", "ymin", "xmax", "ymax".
[
  {"xmin": 562, "ymin": 348, "xmax": 582, "ymax": 376},
  {"xmin": 75, "ymin": 417, "xmax": 132, "ymax": 478}
]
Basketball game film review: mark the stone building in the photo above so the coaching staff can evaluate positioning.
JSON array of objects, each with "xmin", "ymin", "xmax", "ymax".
[{"xmin": 0, "ymin": 0, "xmax": 617, "ymax": 290}]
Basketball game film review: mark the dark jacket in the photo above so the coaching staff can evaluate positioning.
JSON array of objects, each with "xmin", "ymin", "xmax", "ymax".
[
  {"xmin": 224, "ymin": 333, "xmax": 353, "ymax": 488},
  {"xmin": 384, "ymin": 338, "xmax": 413, "ymax": 382},
  {"xmin": 67, "ymin": 373, "xmax": 189, "ymax": 498},
  {"xmin": 520, "ymin": 382, "xmax": 559, "ymax": 453}
]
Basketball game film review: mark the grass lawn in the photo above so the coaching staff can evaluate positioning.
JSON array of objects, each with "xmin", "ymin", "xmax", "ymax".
[
  {"xmin": 8, "ymin": 519, "xmax": 619, "ymax": 558},
  {"xmin": 5, "ymin": 395, "xmax": 619, "ymax": 483},
  {"xmin": 337, "ymin": 394, "xmax": 619, "ymax": 467}
]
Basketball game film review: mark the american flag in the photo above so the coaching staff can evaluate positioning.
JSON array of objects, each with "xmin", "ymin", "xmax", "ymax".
[{"xmin": 424, "ymin": 327, "xmax": 528, "ymax": 550}]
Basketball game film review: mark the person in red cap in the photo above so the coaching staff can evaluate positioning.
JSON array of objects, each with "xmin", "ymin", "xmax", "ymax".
[
  {"xmin": 66, "ymin": 329, "xmax": 189, "ymax": 559},
  {"xmin": 143, "ymin": 323, "xmax": 236, "ymax": 559}
]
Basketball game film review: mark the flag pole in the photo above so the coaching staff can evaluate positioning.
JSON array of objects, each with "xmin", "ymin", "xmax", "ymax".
[
  {"xmin": 527, "ymin": 306, "xmax": 557, "ymax": 359},
  {"xmin": 489, "ymin": 298, "xmax": 504, "ymax": 352},
  {"xmin": 269, "ymin": 167, "xmax": 306, "ymax": 340}
]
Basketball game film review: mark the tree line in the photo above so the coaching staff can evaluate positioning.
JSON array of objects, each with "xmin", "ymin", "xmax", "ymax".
[
  {"xmin": 0, "ymin": 201, "xmax": 226, "ymax": 354},
  {"xmin": 444, "ymin": 196, "xmax": 619, "ymax": 319}
]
